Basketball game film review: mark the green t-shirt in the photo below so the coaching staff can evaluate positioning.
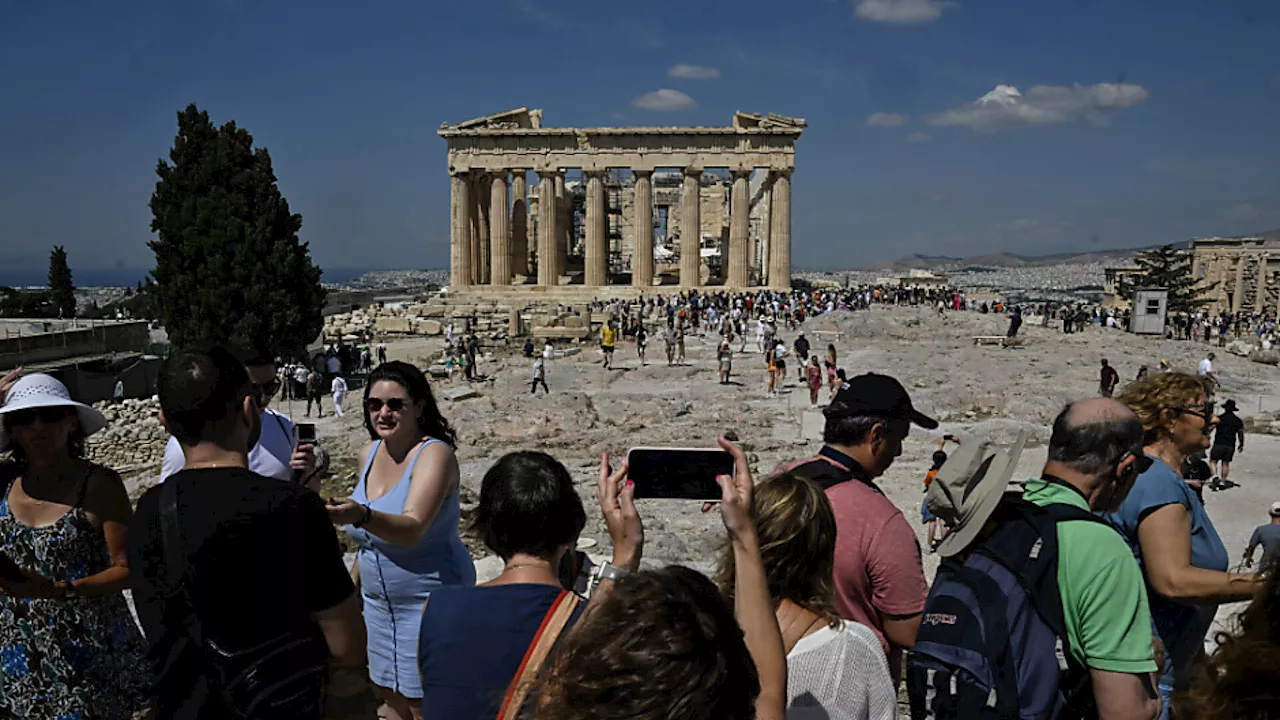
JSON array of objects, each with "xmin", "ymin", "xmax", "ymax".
[{"xmin": 1023, "ymin": 478, "xmax": 1158, "ymax": 674}]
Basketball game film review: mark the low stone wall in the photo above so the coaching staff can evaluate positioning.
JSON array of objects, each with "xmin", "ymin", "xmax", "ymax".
[
  {"xmin": 84, "ymin": 396, "xmax": 167, "ymax": 475},
  {"xmin": 323, "ymin": 296, "xmax": 622, "ymax": 345}
]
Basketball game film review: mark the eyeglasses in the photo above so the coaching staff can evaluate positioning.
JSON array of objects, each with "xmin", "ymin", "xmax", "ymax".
[
  {"xmin": 1168, "ymin": 401, "xmax": 1215, "ymax": 421},
  {"xmin": 366, "ymin": 397, "xmax": 409, "ymax": 413},
  {"xmin": 5, "ymin": 407, "xmax": 72, "ymax": 427},
  {"xmin": 252, "ymin": 380, "xmax": 281, "ymax": 400}
]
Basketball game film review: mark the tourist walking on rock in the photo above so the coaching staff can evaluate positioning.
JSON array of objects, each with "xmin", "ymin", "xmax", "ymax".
[
  {"xmin": 664, "ymin": 325, "xmax": 677, "ymax": 366},
  {"xmin": 327, "ymin": 361, "xmax": 475, "ymax": 720},
  {"xmin": 307, "ymin": 367, "xmax": 325, "ymax": 418},
  {"xmin": 825, "ymin": 344, "xmax": 839, "ymax": 395},
  {"xmin": 1242, "ymin": 501, "xmax": 1280, "ymax": 571},
  {"xmin": 793, "ymin": 333, "xmax": 811, "ymax": 383},
  {"xmin": 718, "ymin": 337, "xmax": 733, "ymax": 385},
  {"xmin": 1197, "ymin": 352, "xmax": 1218, "ymax": 389},
  {"xmin": 805, "ymin": 356, "xmax": 823, "ymax": 407},
  {"xmin": 601, "ymin": 320, "xmax": 617, "ymax": 369},
  {"xmin": 1007, "ymin": 306, "xmax": 1023, "ymax": 339},
  {"xmin": 675, "ymin": 325, "xmax": 686, "ymax": 365},
  {"xmin": 775, "ymin": 373, "xmax": 934, "ymax": 685},
  {"xmin": 529, "ymin": 438, "xmax": 787, "ymax": 720},
  {"xmin": 130, "ymin": 347, "xmax": 364, "ymax": 719},
  {"xmin": 542, "ymin": 339, "xmax": 554, "ymax": 362},
  {"xmin": 1208, "ymin": 399, "xmax": 1244, "ymax": 489},
  {"xmin": 1110, "ymin": 373, "xmax": 1263, "ymax": 716},
  {"xmin": 636, "ymin": 325, "xmax": 648, "ymax": 366},
  {"xmin": 0, "ymin": 371, "xmax": 147, "ymax": 720},
  {"xmin": 418, "ymin": 451, "xmax": 642, "ymax": 719},
  {"xmin": 1100, "ymin": 357, "xmax": 1120, "ymax": 397},
  {"xmin": 162, "ymin": 350, "xmax": 322, "ymax": 490},
  {"xmin": 530, "ymin": 356, "xmax": 549, "ymax": 395},
  {"xmin": 331, "ymin": 373, "xmax": 348, "ymax": 417},
  {"xmin": 716, "ymin": 472, "xmax": 896, "ymax": 720},
  {"xmin": 771, "ymin": 340, "xmax": 788, "ymax": 393}
]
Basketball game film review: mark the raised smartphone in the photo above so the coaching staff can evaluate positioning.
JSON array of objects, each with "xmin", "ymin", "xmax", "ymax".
[
  {"xmin": 294, "ymin": 422, "xmax": 317, "ymax": 445},
  {"xmin": 625, "ymin": 447, "xmax": 733, "ymax": 500}
]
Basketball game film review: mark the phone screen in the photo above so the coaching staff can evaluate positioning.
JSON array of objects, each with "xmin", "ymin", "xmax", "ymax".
[
  {"xmin": 626, "ymin": 447, "xmax": 733, "ymax": 500},
  {"xmin": 294, "ymin": 423, "xmax": 317, "ymax": 445}
]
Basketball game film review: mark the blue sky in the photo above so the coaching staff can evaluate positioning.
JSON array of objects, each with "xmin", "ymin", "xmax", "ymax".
[{"xmin": 2, "ymin": 0, "xmax": 1278, "ymax": 278}]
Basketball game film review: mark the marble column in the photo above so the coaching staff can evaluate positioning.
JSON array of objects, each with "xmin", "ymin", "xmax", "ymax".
[
  {"xmin": 468, "ymin": 172, "xmax": 482, "ymax": 285},
  {"xmin": 632, "ymin": 170, "xmax": 654, "ymax": 288},
  {"xmin": 681, "ymin": 167, "xmax": 702, "ymax": 287},
  {"xmin": 1258, "ymin": 253, "xmax": 1269, "ymax": 313},
  {"xmin": 1233, "ymin": 254, "xmax": 1246, "ymax": 313},
  {"xmin": 489, "ymin": 171, "xmax": 510, "ymax": 286},
  {"xmin": 537, "ymin": 171, "xmax": 559, "ymax": 286},
  {"xmin": 555, "ymin": 173, "xmax": 569, "ymax": 274},
  {"xmin": 511, "ymin": 171, "xmax": 528, "ymax": 277},
  {"xmin": 476, "ymin": 174, "xmax": 491, "ymax": 284},
  {"xmin": 449, "ymin": 171, "xmax": 472, "ymax": 287},
  {"xmin": 728, "ymin": 169, "xmax": 751, "ymax": 288},
  {"xmin": 768, "ymin": 169, "xmax": 792, "ymax": 290},
  {"xmin": 760, "ymin": 176, "xmax": 773, "ymax": 287},
  {"xmin": 585, "ymin": 171, "xmax": 608, "ymax": 286}
]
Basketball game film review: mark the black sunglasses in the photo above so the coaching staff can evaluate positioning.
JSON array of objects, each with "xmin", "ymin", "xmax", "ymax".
[
  {"xmin": 366, "ymin": 397, "xmax": 409, "ymax": 413},
  {"xmin": 252, "ymin": 380, "xmax": 281, "ymax": 399},
  {"xmin": 5, "ymin": 406, "xmax": 72, "ymax": 427},
  {"xmin": 1169, "ymin": 401, "xmax": 1214, "ymax": 421}
]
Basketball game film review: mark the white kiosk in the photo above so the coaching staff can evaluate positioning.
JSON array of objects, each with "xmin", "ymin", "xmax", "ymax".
[{"xmin": 1130, "ymin": 288, "xmax": 1168, "ymax": 335}]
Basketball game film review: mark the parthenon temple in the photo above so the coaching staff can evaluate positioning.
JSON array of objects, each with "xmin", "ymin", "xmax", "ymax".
[
  {"xmin": 439, "ymin": 108, "xmax": 805, "ymax": 291},
  {"xmin": 1190, "ymin": 235, "xmax": 1280, "ymax": 315}
]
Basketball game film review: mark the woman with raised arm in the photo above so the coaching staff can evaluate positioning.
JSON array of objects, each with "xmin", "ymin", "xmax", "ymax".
[
  {"xmin": 326, "ymin": 361, "xmax": 474, "ymax": 720},
  {"xmin": 530, "ymin": 437, "xmax": 788, "ymax": 720}
]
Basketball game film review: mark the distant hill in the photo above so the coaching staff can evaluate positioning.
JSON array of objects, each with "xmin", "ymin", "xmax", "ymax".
[{"xmin": 860, "ymin": 245, "xmax": 1167, "ymax": 273}]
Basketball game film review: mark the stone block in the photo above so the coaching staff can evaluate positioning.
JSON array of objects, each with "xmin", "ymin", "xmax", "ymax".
[
  {"xmin": 443, "ymin": 387, "xmax": 480, "ymax": 402},
  {"xmin": 563, "ymin": 316, "xmax": 588, "ymax": 329},
  {"xmin": 422, "ymin": 307, "xmax": 446, "ymax": 318},
  {"xmin": 375, "ymin": 317, "xmax": 412, "ymax": 334},
  {"xmin": 532, "ymin": 326, "xmax": 591, "ymax": 340},
  {"xmin": 414, "ymin": 320, "xmax": 442, "ymax": 335}
]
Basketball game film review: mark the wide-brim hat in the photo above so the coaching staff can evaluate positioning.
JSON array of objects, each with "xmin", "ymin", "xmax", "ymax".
[
  {"xmin": 928, "ymin": 430, "xmax": 1027, "ymax": 558},
  {"xmin": 0, "ymin": 373, "xmax": 107, "ymax": 451},
  {"xmin": 1222, "ymin": 399, "xmax": 1239, "ymax": 412}
]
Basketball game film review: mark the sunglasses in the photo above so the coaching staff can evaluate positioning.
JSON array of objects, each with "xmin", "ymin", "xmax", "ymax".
[
  {"xmin": 366, "ymin": 397, "xmax": 409, "ymax": 413},
  {"xmin": 5, "ymin": 406, "xmax": 72, "ymax": 427},
  {"xmin": 252, "ymin": 380, "xmax": 281, "ymax": 400},
  {"xmin": 1169, "ymin": 401, "xmax": 1215, "ymax": 421}
]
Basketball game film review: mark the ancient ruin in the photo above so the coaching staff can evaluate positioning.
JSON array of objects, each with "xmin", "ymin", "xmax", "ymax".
[
  {"xmin": 438, "ymin": 108, "xmax": 805, "ymax": 292},
  {"xmin": 1190, "ymin": 236, "xmax": 1280, "ymax": 315}
]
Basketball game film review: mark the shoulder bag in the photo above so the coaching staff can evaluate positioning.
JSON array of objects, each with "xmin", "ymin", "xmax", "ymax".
[
  {"xmin": 159, "ymin": 479, "xmax": 331, "ymax": 719},
  {"xmin": 495, "ymin": 589, "xmax": 582, "ymax": 720}
]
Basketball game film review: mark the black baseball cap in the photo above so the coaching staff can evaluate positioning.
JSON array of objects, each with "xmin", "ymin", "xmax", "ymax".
[{"xmin": 827, "ymin": 373, "xmax": 938, "ymax": 429}]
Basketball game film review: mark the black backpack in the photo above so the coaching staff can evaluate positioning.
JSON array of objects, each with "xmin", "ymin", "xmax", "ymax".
[{"xmin": 907, "ymin": 498, "xmax": 1107, "ymax": 720}]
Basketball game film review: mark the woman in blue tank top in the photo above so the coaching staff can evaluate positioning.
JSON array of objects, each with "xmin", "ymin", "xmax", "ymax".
[{"xmin": 326, "ymin": 361, "xmax": 475, "ymax": 720}]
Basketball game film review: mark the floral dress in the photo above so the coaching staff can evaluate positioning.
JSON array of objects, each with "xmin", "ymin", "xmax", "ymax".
[{"xmin": 0, "ymin": 471, "xmax": 147, "ymax": 719}]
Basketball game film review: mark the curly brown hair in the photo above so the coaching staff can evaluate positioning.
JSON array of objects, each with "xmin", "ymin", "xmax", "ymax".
[
  {"xmin": 1175, "ymin": 566, "xmax": 1280, "ymax": 719},
  {"xmin": 531, "ymin": 566, "xmax": 759, "ymax": 720},
  {"xmin": 1114, "ymin": 372, "xmax": 1213, "ymax": 445},
  {"xmin": 715, "ymin": 472, "xmax": 842, "ymax": 628}
]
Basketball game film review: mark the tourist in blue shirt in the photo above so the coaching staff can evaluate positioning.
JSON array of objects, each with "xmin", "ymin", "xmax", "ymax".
[{"xmin": 1109, "ymin": 373, "xmax": 1263, "ymax": 718}]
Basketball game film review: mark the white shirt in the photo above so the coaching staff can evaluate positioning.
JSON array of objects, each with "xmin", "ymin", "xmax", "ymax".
[
  {"xmin": 785, "ymin": 623, "xmax": 897, "ymax": 720},
  {"xmin": 160, "ymin": 408, "xmax": 296, "ymax": 483},
  {"xmin": 1198, "ymin": 358, "xmax": 1213, "ymax": 377},
  {"xmin": 331, "ymin": 377, "xmax": 347, "ymax": 394}
]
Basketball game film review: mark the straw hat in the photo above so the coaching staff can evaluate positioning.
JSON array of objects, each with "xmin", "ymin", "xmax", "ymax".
[
  {"xmin": 0, "ymin": 373, "xmax": 107, "ymax": 451},
  {"xmin": 927, "ymin": 431, "xmax": 1027, "ymax": 557}
]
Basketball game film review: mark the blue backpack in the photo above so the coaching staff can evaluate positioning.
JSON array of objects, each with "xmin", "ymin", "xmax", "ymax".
[{"xmin": 906, "ymin": 498, "xmax": 1104, "ymax": 720}]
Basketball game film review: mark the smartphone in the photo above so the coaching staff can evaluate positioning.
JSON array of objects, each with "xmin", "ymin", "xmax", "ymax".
[
  {"xmin": 294, "ymin": 422, "xmax": 317, "ymax": 445},
  {"xmin": 0, "ymin": 552, "xmax": 25, "ymax": 584},
  {"xmin": 625, "ymin": 447, "xmax": 733, "ymax": 501}
]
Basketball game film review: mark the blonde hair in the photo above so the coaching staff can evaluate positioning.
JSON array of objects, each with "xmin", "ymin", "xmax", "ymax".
[
  {"xmin": 1115, "ymin": 372, "xmax": 1213, "ymax": 445},
  {"xmin": 714, "ymin": 473, "xmax": 842, "ymax": 627}
]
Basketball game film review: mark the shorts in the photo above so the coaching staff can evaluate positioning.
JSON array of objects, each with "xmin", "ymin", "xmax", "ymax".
[
  {"xmin": 774, "ymin": 361, "xmax": 786, "ymax": 373},
  {"xmin": 921, "ymin": 497, "xmax": 936, "ymax": 524},
  {"xmin": 601, "ymin": 344, "xmax": 614, "ymax": 354},
  {"xmin": 719, "ymin": 360, "xmax": 732, "ymax": 373},
  {"xmin": 1209, "ymin": 445, "xmax": 1235, "ymax": 463}
]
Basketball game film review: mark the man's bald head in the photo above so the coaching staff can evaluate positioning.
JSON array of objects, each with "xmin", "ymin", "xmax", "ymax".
[{"xmin": 1047, "ymin": 398, "xmax": 1144, "ymax": 476}]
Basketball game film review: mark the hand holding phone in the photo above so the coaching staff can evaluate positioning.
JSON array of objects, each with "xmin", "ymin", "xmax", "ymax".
[
  {"xmin": 625, "ymin": 447, "xmax": 733, "ymax": 501},
  {"xmin": 294, "ymin": 422, "xmax": 317, "ymax": 446}
]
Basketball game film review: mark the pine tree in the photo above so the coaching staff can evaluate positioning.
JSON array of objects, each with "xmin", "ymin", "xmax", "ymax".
[
  {"xmin": 149, "ymin": 105, "xmax": 325, "ymax": 353},
  {"xmin": 1117, "ymin": 244, "xmax": 1216, "ymax": 315},
  {"xmin": 48, "ymin": 245, "xmax": 76, "ymax": 318}
]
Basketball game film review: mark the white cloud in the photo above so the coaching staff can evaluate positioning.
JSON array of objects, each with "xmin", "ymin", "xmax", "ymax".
[
  {"xmin": 854, "ymin": 0, "xmax": 956, "ymax": 24},
  {"xmin": 906, "ymin": 131, "xmax": 932, "ymax": 143},
  {"xmin": 866, "ymin": 112, "xmax": 908, "ymax": 127},
  {"xmin": 1224, "ymin": 202, "xmax": 1268, "ymax": 221},
  {"xmin": 668, "ymin": 64, "xmax": 720, "ymax": 80},
  {"xmin": 632, "ymin": 89, "xmax": 697, "ymax": 111},
  {"xmin": 927, "ymin": 82, "xmax": 1149, "ymax": 132}
]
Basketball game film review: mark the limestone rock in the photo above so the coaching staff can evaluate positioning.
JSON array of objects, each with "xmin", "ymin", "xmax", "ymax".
[{"xmin": 375, "ymin": 317, "xmax": 412, "ymax": 334}]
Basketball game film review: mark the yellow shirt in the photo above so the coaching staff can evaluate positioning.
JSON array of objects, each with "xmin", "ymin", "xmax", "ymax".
[{"xmin": 601, "ymin": 326, "xmax": 616, "ymax": 348}]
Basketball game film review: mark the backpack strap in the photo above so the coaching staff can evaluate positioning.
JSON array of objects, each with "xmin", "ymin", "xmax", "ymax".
[{"xmin": 496, "ymin": 590, "xmax": 582, "ymax": 720}]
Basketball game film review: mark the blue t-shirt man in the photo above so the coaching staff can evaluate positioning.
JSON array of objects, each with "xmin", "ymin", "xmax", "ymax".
[{"xmin": 1105, "ymin": 456, "xmax": 1229, "ymax": 701}]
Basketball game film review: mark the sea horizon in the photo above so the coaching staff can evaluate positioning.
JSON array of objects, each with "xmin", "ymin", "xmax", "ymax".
[{"xmin": 0, "ymin": 266, "xmax": 441, "ymax": 289}]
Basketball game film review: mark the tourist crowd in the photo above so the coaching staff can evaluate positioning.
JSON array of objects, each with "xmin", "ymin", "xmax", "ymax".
[{"xmin": 0, "ymin": 333, "xmax": 1277, "ymax": 720}]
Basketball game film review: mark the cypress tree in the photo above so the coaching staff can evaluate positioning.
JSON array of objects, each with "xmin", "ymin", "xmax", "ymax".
[{"xmin": 48, "ymin": 245, "xmax": 76, "ymax": 318}]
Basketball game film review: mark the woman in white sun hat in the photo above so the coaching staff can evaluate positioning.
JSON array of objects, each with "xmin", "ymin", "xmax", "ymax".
[{"xmin": 0, "ymin": 369, "xmax": 145, "ymax": 719}]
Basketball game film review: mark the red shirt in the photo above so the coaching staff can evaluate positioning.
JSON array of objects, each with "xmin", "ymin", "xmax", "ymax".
[{"xmin": 777, "ymin": 450, "xmax": 929, "ymax": 652}]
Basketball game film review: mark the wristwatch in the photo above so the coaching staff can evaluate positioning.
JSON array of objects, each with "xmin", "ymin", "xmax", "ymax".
[{"xmin": 596, "ymin": 562, "xmax": 629, "ymax": 582}]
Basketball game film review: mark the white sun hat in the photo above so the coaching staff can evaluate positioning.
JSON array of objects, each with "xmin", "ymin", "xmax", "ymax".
[{"xmin": 0, "ymin": 373, "xmax": 108, "ymax": 451}]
